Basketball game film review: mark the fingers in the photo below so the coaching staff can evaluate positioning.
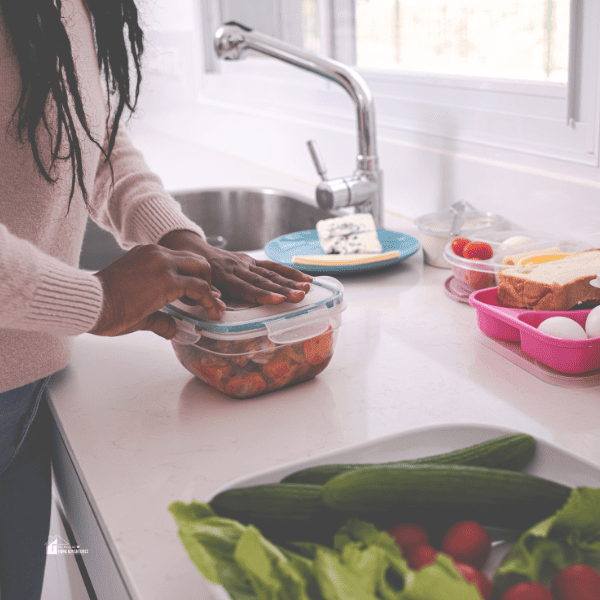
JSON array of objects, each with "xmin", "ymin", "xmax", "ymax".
[
  {"xmin": 250, "ymin": 265, "xmax": 311, "ymax": 294},
  {"xmin": 170, "ymin": 251, "xmax": 213, "ymax": 284},
  {"xmin": 179, "ymin": 276, "xmax": 227, "ymax": 319},
  {"xmin": 90, "ymin": 245, "xmax": 225, "ymax": 338},
  {"xmin": 255, "ymin": 260, "xmax": 313, "ymax": 284},
  {"xmin": 221, "ymin": 275, "xmax": 298, "ymax": 305},
  {"xmin": 138, "ymin": 311, "xmax": 179, "ymax": 339}
]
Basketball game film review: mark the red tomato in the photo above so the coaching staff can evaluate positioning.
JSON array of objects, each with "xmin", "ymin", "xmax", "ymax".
[
  {"xmin": 386, "ymin": 523, "xmax": 429, "ymax": 556},
  {"xmin": 406, "ymin": 543, "xmax": 438, "ymax": 570},
  {"xmin": 452, "ymin": 237, "xmax": 471, "ymax": 257},
  {"xmin": 498, "ymin": 582, "xmax": 555, "ymax": 600},
  {"xmin": 463, "ymin": 241, "xmax": 493, "ymax": 260},
  {"xmin": 453, "ymin": 562, "xmax": 493, "ymax": 600},
  {"xmin": 440, "ymin": 520, "xmax": 492, "ymax": 570},
  {"xmin": 551, "ymin": 564, "xmax": 600, "ymax": 600}
]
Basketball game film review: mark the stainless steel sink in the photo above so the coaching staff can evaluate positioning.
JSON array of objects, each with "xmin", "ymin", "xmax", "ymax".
[{"xmin": 79, "ymin": 187, "xmax": 336, "ymax": 271}]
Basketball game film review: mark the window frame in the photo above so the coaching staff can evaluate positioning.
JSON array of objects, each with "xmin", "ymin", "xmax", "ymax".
[{"xmin": 196, "ymin": 0, "xmax": 600, "ymax": 166}]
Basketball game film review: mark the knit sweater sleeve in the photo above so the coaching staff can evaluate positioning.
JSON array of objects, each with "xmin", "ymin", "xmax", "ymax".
[
  {"xmin": 89, "ymin": 125, "xmax": 206, "ymax": 247},
  {"xmin": 0, "ymin": 224, "xmax": 104, "ymax": 336}
]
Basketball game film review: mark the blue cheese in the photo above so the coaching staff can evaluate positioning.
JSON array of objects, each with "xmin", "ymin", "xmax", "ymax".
[{"xmin": 316, "ymin": 214, "xmax": 382, "ymax": 254}]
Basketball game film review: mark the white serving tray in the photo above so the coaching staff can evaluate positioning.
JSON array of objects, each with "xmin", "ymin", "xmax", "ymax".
[{"xmin": 201, "ymin": 424, "xmax": 600, "ymax": 598}]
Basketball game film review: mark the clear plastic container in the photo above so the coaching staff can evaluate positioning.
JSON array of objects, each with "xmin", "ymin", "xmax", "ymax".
[
  {"xmin": 414, "ymin": 202, "xmax": 504, "ymax": 268},
  {"xmin": 443, "ymin": 230, "xmax": 590, "ymax": 295},
  {"xmin": 161, "ymin": 276, "xmax": 346, "ymax": 398}
]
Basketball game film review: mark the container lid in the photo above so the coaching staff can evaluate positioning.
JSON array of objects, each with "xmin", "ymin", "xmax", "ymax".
[
  {"xmin": 162, "ymin": 275, "xmax": 346, "ymax": 344},
  {"xmin": 415, "ymin": 201, "xmax": 504, "ymax": 237}
]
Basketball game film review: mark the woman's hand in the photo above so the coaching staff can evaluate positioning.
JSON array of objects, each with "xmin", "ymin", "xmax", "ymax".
[
  {"xmin": 89, "ymin": 244, "xmax": 226, "ymax": 339},
  {"xmin": 158, "ymin": 230, "xmax": 313, "ymax": 304}
]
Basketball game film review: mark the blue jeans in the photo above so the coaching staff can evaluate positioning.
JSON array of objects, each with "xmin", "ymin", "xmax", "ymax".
[{"xmin": 0, "ymin": 377, "xmax": 53, "ymax": 600}]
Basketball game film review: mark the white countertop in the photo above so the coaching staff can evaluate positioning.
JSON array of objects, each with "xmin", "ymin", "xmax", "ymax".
[{"xmin": 47, "ymin": 128, "xmax": 600, "ymax": 600}]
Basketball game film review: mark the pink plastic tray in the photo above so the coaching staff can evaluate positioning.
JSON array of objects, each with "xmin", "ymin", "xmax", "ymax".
[{"xmin": 469, "ymin": 287, "xmax": 600, "ymax": 374}]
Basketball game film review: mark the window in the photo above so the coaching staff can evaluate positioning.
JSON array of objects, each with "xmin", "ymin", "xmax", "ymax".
[
  {"xmin": 199, "ymin": 0, "xmax": 600, "ymax": 165},
  {"xmin": 355, "ymin": 0, "xmax": 569, "ymax": 83}
]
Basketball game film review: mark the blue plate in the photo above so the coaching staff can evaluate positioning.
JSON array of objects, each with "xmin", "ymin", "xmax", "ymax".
[{"xmin": 264, "ymin": 229, "xmax": 421, "ymax": 274}]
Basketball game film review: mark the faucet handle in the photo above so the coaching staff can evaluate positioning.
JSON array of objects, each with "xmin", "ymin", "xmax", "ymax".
[{"xmin": 306, "ymin": 140, "xmax": 328, "ymax": 181}]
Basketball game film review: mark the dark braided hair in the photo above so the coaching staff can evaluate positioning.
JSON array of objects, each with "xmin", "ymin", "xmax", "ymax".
[{"xmin": 0, "ymin": 0, "xmax": 144, "ymax": 210}]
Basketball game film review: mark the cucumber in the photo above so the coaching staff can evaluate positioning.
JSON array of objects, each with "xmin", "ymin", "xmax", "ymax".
[
  {"xmin": 209, "ymin": 483, "xmax": 344, "ymax": 544},
  {"xmin": 210, "ymin": 483, "xmax": 323, "ymax": 519},
  {"xmin": 281, "ymin": 433, "xmax": 536, "ymax": 485},
  {"xmin": 320, "ymin": 463, "xmax": 571, "ymax": 531}
]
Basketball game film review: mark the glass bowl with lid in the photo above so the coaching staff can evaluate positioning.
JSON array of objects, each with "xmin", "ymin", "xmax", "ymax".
[
  {"xmin": 161, "ymin": 276, "xmax": 346, "ymax": 398},
  {"xmin": 415, "ymin": 201, "xmax": 504, "ymax": 268}
]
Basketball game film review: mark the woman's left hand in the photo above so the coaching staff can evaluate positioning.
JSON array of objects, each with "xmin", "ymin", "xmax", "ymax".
[{"xmin": 158, "ymin": 230, "xmax": 313, "ymax": 304}]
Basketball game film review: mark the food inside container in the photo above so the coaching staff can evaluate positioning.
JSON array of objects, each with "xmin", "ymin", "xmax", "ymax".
[
  {"xmin": 414, "ymin": 202, "xmax": 504, "ymax": 268},
  {"xmin": 161, "ymin": 276, "xmax": 346, "ymax": 398},
  {"xmin": 443, "ymin": 231, "xmax": 590, "ymax": 295}
]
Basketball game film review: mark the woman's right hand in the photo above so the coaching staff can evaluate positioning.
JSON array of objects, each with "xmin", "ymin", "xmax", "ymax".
[{"xmin": 89, "ymin": 244, "xmax": 226, "ymax": 339}]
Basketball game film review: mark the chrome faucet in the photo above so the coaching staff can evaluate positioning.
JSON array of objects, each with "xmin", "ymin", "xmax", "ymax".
[{"xmin": 213, "ymin": 22, "xmax": 383, "ymax": 227}]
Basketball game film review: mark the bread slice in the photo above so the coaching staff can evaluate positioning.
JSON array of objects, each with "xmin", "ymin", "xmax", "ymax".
[{"xmin": 497, "ymin": 250, "xmax": 600, "ymax": 310}]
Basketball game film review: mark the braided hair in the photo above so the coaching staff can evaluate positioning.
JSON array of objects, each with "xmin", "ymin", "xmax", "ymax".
[{"xmin": 1, "ymin": 0, "xmax": 144, "ymax": 209}]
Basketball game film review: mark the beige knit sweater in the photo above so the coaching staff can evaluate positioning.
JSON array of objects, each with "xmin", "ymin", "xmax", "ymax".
[{"xmin": 0, "ymin": 0, "xmax": 206, "ymax": 392}]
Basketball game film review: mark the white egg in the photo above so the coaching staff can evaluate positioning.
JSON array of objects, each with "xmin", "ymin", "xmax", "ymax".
[
  {"xmin": 502, "ymin": 235, "xmax": 535, "ymax": 246},
  {"xmin": 538, "ymin": 317, "xmax": 587, "ymax": 340},
  {"xmin": 585, "ymin": 305, "xmax": 600, "ymax": 338}
]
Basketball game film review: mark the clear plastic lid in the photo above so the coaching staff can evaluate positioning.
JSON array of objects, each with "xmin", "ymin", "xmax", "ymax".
[
  {"xmin": 415, "ymin": 201, "xmax": 504, "ymax": 237},
  {"xmin": 162, "ymin": 276, "xmax": 346, "ymax": 345},
  {"xmin": 443, "ymin": 230, "xmax": 590, "ymax": 274}
]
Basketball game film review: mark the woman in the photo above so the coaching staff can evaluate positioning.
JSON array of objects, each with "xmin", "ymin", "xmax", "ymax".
[{"xmin": 0, "ymin": 0, "xmax": 312, "ymax": 597}]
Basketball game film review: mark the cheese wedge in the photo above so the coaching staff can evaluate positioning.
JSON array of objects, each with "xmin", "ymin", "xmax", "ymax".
[
  {"xmin": 316, "ymin": 214, "xmax": 382, "ymax": 254},
  {"xmin": 292, "ymin": 250, "xmax": 400, "ymax": 266}
]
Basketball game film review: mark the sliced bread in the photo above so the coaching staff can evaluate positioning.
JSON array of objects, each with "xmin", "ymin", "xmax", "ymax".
[{"xmin": 497, "ymin": 249, "xmax": 600, "ymax": 310}]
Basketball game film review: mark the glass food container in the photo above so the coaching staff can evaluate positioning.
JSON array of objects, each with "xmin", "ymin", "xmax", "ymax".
[
  {"xmin": 162, "ymin": 276, "xmax": 346, "ymax": 398},
  {"xmin": 415, "ymin": 202, "xmax": 504, "ymax": 268}
]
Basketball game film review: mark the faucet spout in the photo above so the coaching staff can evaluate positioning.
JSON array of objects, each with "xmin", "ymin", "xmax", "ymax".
[{"xmin": 214, "ymin": 22, "xmax": 383, "ymax": 226}]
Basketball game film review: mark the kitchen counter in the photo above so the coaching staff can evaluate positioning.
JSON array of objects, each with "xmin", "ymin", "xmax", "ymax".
[
  {"xmin": 46, "ymin": 127, "xmax": 600, "ymax": 599},
  {"xmin": 47, "ymin": 253, "xmax": 600, "ymax": 599}
]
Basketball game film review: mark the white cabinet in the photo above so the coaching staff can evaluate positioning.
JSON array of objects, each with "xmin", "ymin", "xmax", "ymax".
[
  {"xmin": 41, "ymin": 489, "xmax": 91, "ymax": 600},
  {"xmin": 49, "ymin": 418, "xmax": 134, "ymax": 600}
]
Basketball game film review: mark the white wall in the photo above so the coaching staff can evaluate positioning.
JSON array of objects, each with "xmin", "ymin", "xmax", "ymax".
[{"xmin": 131, "ymin": 0, "xmax": 600, "ymax": 245}]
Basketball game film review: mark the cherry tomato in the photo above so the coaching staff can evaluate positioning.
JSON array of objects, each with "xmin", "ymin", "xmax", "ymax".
[
  {"xmin": 405, "ymin": 543, "xmax": 438, "ymax": 570},
  {"xmin": 302, "ymin": 327, "xmax": 334, "ymax": 365},
  {"xmin": 551, "ymin": 564, "xmax": 600, "ymax": 600},
  {"xmin": 453, "ymin": 562, "xmax": 493, "ymax": 600},
  {"xmin": 386, "ymin": 523, "xmax": 429, "ymax": 556},
  {"xmin": 463, "ymin": 241, "xmax": 493, "ymax": 260},
  {"xmin": 498, "ymin": 582, "xmax": 555, "ymax": 600},
  {"xmin": 452, "ymin": 237, "xmax": 471, "ymax": 257},
  {"xmin": 440, "ymin": 520, "xmax": 492, "ymax": 570}
]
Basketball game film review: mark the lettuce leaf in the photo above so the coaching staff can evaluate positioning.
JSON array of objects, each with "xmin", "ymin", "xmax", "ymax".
[
  {"xmin": 169, "ymin": 503, "xmax": 482, "ymax": 600},
  {"xmin": 169, "ymin": 501, "xmax": 319, "ymax": 600},
  {"xmin": 493, "ymin": 487, "xmax": 600, "ymax": 593}
]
